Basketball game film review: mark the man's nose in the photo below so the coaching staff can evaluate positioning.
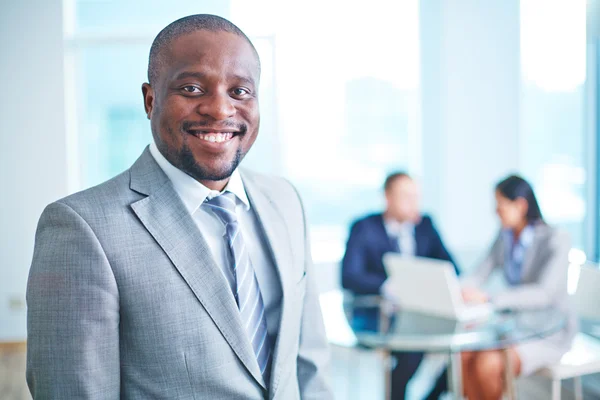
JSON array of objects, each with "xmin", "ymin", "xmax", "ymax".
[{"xmin": 197, "ymin": 92, "xmax": 236, "ymax": 120}]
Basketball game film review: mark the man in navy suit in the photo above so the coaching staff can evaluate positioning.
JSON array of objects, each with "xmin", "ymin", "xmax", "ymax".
[{"xmin": 342, "ymin": 172, "xmax": 459, "ymax": 399}]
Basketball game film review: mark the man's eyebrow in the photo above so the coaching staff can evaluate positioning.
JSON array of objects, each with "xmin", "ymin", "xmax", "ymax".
[
  {"xmin": 172, "ymin": 71, "xmax": 206, "ymax": 81},
  {"xmin": 171, "ymin": 71, "xmax": 256, "ymax": 87},
  {"xmin": 231, "ymin": 74, "xmax": 256, "ymax": 87}
]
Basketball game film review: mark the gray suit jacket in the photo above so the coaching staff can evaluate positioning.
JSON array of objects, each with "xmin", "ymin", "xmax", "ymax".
[
  {"xmin": 26, "ymin": 148, "xmax": 333, "ymax": 399},
  {"xmin": 463, "ymin": 223, "xmax": 577, "ymax": 352}
]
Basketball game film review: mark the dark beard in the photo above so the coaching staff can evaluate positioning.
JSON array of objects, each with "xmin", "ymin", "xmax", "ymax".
[
  {"xmin": 178, "ymin": 142, "xmax": 243, "ymax": 181},
  {"xmin": 154, "ymin": 123, "xmax": 247, "ymax": 182}
]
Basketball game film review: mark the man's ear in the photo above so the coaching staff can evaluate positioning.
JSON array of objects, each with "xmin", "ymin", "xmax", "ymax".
[{"xmin": 142, "ymin": 83, "xmax": 154, "ymax": 120}]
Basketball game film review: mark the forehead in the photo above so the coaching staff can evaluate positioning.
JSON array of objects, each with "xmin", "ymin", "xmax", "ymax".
[
  {"xmin": 163, "ymin": 30, "xmax": 259, "ymax": 82},
  {"xmin": 389, "ymin": 177, "xmax": 417, "ymax": 193},
  {"xmin": 495, "ymin": 191, "xmax": 511, "ymax": 202}
]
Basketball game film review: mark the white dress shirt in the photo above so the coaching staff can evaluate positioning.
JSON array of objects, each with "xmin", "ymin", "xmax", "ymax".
[
  {"xmin": 149, "ymin": 143, "xmax": 282, "ymax": 341},
  {"xmin": 383, "ymin": 217, "xmax": 416, "ymax": 257},
  {"xmin": 380, "ymin": 217, "xmax": 416, "ymax": 298},
  {"xmin": 502, "ymin": 224, "xmax": 535, "ymax": 285}
]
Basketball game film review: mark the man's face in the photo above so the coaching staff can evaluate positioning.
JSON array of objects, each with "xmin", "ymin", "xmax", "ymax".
[
  {"xmin": 385, "ymin": 177, "xmax": 421, "ymax": 223},
  {"xmin": 142, "ymin": 30, "xmax": 260, "ymax": 189}
]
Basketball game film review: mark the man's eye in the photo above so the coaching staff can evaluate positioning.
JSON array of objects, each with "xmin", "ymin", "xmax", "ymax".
[
  {"xmin": 232, "ymin": 88, "xmax": 250, "ymax": 96},
  {"xmin": 182, "ymin": 86, "xmax": 201, "ymax": 93}
]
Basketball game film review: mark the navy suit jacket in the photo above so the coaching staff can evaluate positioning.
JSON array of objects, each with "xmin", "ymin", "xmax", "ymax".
[{"xmin": 341, "ymin": 213, "xmax": 459, "ymax": 295}]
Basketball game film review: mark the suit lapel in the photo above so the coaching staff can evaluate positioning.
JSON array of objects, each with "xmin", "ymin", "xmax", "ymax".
[
  {"xmin": 240, "ymin": 170, "xmax": 293, "ymax": 393},
  {"xmin": 128, "ymin": 149, "xmax": 266, "ymax": 389},
  {"xmin": 377, "ymin": 214, "xmax": 398, "ymax": 253},
  {"xmin": 414, "ymin": 222, "xmax": 425, "ymax": 257}
]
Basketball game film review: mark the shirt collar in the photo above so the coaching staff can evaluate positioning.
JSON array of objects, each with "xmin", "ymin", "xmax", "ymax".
[
  {"xmin": 149, "ymin": 142, "xmax": 250, "ymax": 215},
  {"xmin": 520, "ymin": 224, "xmax": 535, "ymax": 247},
  {"xmin": 503, "ymin": 224, "xmax": 535, "ymax": 247},
  {"xmin": 383, "ymin": 215, "xmax": 415, "ymax": 236}
]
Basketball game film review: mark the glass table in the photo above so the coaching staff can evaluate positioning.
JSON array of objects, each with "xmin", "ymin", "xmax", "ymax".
[{"xmin": 320, "ymin": 290, "xmax": 567, "ymax": 400}]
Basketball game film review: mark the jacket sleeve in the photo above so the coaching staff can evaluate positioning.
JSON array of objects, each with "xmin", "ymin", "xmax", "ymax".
[
  {"xmin": 341, "ymin": 220, "xmax": 387, "ymax": 295},
  {"xmin": 26, "ymin": 202, "xmax": 120, "ymax": 399},
  {"xmin": 461, "ymin": 233, "xmax": 502, "ymax": 289}
]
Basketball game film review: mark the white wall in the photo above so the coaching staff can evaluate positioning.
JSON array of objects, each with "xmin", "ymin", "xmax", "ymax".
[
  {"xmin": 0, "ymin": 0, "xmax": 67, "ymax": 340},
  {"xmin": 420, "ymin": 0, "xmax": 521, "ymax": 270}
]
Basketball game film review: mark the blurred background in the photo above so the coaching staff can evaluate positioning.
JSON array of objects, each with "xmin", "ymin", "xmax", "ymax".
[{"xmin": 1, "ymin": 0, "xmax": 599, "ymax": 398}]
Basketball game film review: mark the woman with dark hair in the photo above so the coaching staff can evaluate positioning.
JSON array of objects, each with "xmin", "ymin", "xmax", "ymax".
[{"xmin": 459, "ymin": 175, "xmax": 576, "ymax": 400}]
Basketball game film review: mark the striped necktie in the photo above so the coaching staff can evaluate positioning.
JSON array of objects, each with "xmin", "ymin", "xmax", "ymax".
[{"xmin": 205, "ymin": 192, "xmax": 272, "ymax": 384}]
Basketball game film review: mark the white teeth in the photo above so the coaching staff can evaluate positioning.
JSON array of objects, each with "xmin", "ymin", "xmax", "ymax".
[{"xmin": 198, "ymin": 133, "xmax": 233, "ymax": 143}]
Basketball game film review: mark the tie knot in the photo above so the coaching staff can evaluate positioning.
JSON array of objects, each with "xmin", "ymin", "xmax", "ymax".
[{"xmin": 205, "ymin": 192, "xmax": 238, "ymax": 225}]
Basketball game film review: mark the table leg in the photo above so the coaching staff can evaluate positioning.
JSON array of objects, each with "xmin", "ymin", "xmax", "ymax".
[
  {"xmin": 381, "ymin": 349, "xmax": 392, "ymax": 400},
  {"xmin": 448, "ymin": 352, "xmax": 463, "ymax": 400},
  {"xmin": 378, "ymin": 302, "xmax": 392, "ymax": 400},
  {"xmin": 503, "ymin": 348, "xmax": 516, "ymax": 400}
]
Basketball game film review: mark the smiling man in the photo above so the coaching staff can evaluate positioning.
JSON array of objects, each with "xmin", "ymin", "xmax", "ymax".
[{"xmin": 26, "ymin": 15, "xmax": 332, "ymax": 400}]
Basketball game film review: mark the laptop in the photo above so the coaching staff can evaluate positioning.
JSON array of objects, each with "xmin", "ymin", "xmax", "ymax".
[{"xmin": 383, "ymin": 253, "xmax": 493, "ymax": 321}]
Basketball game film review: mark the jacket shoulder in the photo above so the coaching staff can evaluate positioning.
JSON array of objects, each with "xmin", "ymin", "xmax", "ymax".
[
  {"xmin": 538, "ymin": 224, "xmax": 570, "ymax": 248},
  {"xmin": 420, "ymin": 214, "xmax": 433, "ymax": 225},
  {"xmin": 349, "ymin": 213, "xmax": 383, "ymax": 231},
  {"xmin": 239, "ymin": 168, "xmax": 299, "ymax": 204},
  {"xmin": 51, "ymin": 170, "xmax": 136, "ymax": 217},
  {"xmin": 416, "ymin": 214, "xmax": 435, "ymax": 232}
]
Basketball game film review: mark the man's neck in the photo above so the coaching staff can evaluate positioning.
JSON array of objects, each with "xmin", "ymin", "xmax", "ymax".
[
  {"xmin": 384, "ymin": 212, "xmax": 410, "ymax": 225},
  {"xmin": 199, "ymin": 178, "xmax": 230, "ymax": 192}
]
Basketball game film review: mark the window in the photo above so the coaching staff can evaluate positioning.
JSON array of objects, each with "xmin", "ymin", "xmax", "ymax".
[{"xmin": 519, "ymin": 0, "xmax": 588, "ymax": 250}]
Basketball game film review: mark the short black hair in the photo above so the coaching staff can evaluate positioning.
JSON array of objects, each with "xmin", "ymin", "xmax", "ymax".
[
  {"xmin": 496, "ymin": 174, "xmax": 544, "ymax": 223},
  {"xmin": 384, "ymin": 171, "xmax": 411, "ymax": 191},
  {"xmin": 147, "ymin": 14, "xmax": 260, "ymax": 86}
]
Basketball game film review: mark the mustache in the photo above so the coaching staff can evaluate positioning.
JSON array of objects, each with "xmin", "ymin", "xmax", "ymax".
[{"xmin": 182, "ymin": 120, "xmax": 247, "ymax": 134}]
